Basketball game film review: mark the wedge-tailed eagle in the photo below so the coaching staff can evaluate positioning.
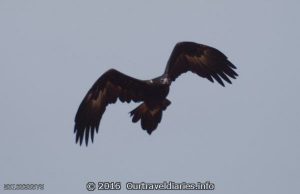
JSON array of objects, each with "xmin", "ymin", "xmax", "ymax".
[{"xmin": 74, "ymin": 42, "xmax": 238, "ymax": 145}]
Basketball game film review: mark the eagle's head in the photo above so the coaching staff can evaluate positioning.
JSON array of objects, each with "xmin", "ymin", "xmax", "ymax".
[{"xmin": 161, "ymin": 77, "xmax": 170, "ymax": 85}]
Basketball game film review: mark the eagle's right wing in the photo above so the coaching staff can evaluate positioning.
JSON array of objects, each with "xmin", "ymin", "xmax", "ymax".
[
  {"xmin": 74, "ymin": 69, "xmax": 151, "ymax": 146},
  {"xmin": 164, "ymin": 42, "xmax": 238, "ymax": 86}
]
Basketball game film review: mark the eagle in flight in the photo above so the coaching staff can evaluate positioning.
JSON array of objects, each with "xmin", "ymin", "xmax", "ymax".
[{"xmin": 74, "ymin": 42, "xmax": 238, "ymax": 146}]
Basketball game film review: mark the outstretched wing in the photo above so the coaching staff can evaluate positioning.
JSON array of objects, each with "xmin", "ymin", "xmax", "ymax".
[
  {"xmin": 74, "ymin": 69, "xmax": 150, "ymax": 146},
  {"xmin": 164, "ymin": 42, "xmax": 238, "ymax": 86}
]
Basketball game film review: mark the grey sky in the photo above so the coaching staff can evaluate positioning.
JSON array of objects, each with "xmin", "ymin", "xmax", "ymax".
[{"xmin": 1, "ymin": 1, "xmax": 299, "ymax": 194}]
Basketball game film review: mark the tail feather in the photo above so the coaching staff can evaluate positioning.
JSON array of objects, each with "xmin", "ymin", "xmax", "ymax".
[{"xmin": 130, "ymin": 99, "xmax": 171, "ymax": 134}]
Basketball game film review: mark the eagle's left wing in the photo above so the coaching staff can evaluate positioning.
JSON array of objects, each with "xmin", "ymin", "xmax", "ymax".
[{"xmin": 74, "ymin": 69, "xmax": 151, "ymax": 146}]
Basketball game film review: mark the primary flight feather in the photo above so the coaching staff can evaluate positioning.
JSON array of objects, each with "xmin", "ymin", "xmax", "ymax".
[{"xmin": 74, "ymin": 42, "xmax": 238, "ymax": 146}]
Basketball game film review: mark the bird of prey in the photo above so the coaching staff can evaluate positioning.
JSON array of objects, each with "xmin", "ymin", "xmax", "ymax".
[{"xmin": 74, "ymin": 41, "xmax": 238, "ymax": 146}]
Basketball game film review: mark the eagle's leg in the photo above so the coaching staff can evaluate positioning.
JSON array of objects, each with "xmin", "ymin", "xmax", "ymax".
[{"xmin": 129, "ymin": 99, "xmax": 171, "ymax": 134}]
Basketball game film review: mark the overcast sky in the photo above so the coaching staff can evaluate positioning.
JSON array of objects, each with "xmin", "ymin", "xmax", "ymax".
[{"xmin": 1, "ymin": 1, "xmax": 299, "ymax": 194}]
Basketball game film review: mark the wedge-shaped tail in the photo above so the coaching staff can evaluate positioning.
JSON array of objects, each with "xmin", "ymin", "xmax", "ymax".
[{"xmin": 130, "ymin": 99, "xmax": 171, "ymax": 134}]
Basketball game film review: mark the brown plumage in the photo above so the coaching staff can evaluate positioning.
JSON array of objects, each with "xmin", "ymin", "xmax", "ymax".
[{"xmin": 74, "ymin": 42, "xmax": 238, "ymax": 146}]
